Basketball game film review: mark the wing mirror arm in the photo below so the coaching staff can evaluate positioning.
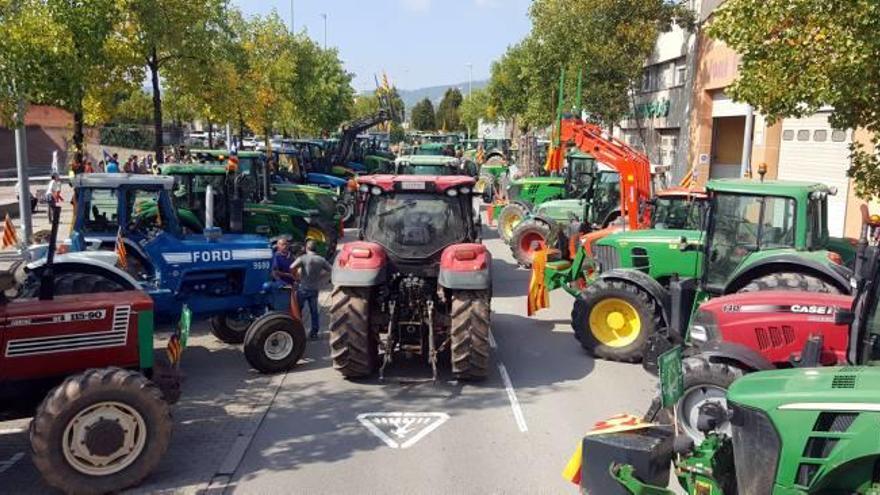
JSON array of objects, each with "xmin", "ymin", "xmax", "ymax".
[{"xmin": 679, "ymin": 236, "xmax": 702, "ymax": 252}]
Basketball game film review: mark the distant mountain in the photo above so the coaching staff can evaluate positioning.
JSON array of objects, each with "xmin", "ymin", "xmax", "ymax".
[{"xmin": 363, "ymin": 80, "xmax": 489, "ymax": 112}]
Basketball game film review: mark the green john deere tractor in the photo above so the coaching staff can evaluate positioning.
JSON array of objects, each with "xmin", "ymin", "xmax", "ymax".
[
  {"xmin": 578, "ymin": 365, "xmax": 880, "ymax": 494},
  {"xmin": 493, "ymin": 151, "xmax": 596, "ymax": 242},
  {"xmin": 572, "ymin": 179, "xmax": 855, "ymax": 363},
  {"xmin": 508, "ymin": 162, "xmax": 621, "ymax": 267}
]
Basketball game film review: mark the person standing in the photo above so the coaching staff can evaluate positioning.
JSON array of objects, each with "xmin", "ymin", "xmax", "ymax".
[
  {"xmin": 271, "ymin": 238, "xmax": 296, "ymax": 285},
  {"xmin": 45, "ymin": 173, "xmax": 62, "ymax": 222},
  {"xmin": 291, "ymin": 239, "xmax": 332, "ymax": 340},
  {"xmin": 106, "ymin": 154, "xmax": 120, "ymax": 173}
]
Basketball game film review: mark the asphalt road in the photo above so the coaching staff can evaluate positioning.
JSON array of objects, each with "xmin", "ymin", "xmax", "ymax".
[{"xmin": 0, "ymin": 224, "xmax": 657, "ymax": 495}]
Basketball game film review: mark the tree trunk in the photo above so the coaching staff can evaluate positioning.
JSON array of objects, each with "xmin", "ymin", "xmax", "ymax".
[
  {"xmin": 208, "ymin": 120, "xmax": 214, "ymax": 149},
  {"xmin": 73, "ymin": 109, "xmax": 84, "ymax": 166},
  {"xmin": 238, "ymin": 113, "xmax": 245, "ymax": 147},
  {"xmin": 149, "ymin": 48, "xmax": 164, "ymax": 164}
]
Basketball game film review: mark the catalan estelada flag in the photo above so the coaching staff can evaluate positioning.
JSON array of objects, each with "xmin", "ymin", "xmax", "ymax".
[
  {"xmin": 562, "ymin": 414, "xmax": 655, "ymax": 485},
  {"xmin": 115, "ymin": 227, "xmax": 128, "ymax": 269},
  {"xmin": 2, "ymin": 213, "xmax": 18, "ymax": 249},
  {"xmin": 527, "ymin": 249, "xmax": 550, "ymax": 316}
]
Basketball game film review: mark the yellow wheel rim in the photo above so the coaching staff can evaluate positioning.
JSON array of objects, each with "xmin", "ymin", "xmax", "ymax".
[
  {"xmin": 305, "ymin": 227, "xmax": 327, "ymax": 244},
  {"xmin": 501, "ymin": 213, "xmax": 521, "ymax": 238},
  {"xmin": 588, "ymin": 298, "xmax": 641, "ymax": 348}
]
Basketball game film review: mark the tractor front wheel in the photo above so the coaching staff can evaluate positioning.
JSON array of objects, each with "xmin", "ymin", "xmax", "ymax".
[
  {"xmin": 738, "ymin": 272, "xmax": 842, "ymax": 294},
  {"xmin": 510, "ymin": 218, "xmax": 556, "ymax": 268},
  {"xmin": 244, "ymin": 312, "xmax": 307, "ymax": 373},
  {"xmin": 210, "ymin": 313, "xmax": 253, "ymax": 344},
  {"xmin": 450, "ymin": 290, "xmax": 491, "ymax": 381},
  {"xmin": 497, "ymin": 203, "xmax": 530, "ymax": 242},
  {"xmin": 643, "ymin": 356, "xmax": 744, "ymax": 444},
  {"xmin": 329, "ymin": 287, "xmax": 377, "ymax": 378},
  {"xmin": 29, "ymin": 368, "xmax": 172, "ymax": 495},
  {"xmin": 572, "ymin": 280, "xmax": 661, "ymax": 362}
]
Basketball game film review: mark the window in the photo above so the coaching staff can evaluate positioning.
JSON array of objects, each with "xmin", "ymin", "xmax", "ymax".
[
  {"xmin": 675, "ymin": 63, "xmax": 687, "ymax": 86},
  {"xmin": 813, "ymin": 130, "xmax": 828, "ymax": 142},
  {"xmin": 83, "ymin": 189, "xmax": 120, "ymax": 233},
  {"xmin": 832, "ymin": 130, "xmax": 847, "ymax": 142},
  {"xmin": 783, "ymin": 130, "xmax": 794, "ymax": 141},
  {"xmin": 659, "ymin": 132, "xmax": 679, "ymax": 167},
  {"xmin": 797, "ymin": 130, "xmax": 810, "ymax": 141}
]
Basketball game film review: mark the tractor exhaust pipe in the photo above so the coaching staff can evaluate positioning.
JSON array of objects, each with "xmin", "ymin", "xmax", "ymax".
[
  {"xmin": 205, "ymin": 184, "xmax": 214, "ymax": 230},
  {"xmin": 38, "ymin": 204, "xmax": 62, "ymax": 301}
]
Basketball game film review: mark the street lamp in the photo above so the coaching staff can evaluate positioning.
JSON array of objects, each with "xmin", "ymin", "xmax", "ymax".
[{"xmin": 320, "ymin": 13, "xmax": 327, "ymax": 49}]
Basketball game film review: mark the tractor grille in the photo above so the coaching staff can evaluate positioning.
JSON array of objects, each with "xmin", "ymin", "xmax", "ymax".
[
  {"xmin": 593, "ymin": 245, "xmax": 620, "ymax": 272},
  {"xmin": 793, "ymin": 412, "xmax": 860, "ymax": 488},
  {"xmin": 831, "ymin": 374, "xmax": 857, "ymax": 389},
  {"xmin": 731, "ymin": 402, "xmax": 780, "ymax": 495},
  {"xmin": 5, "ymin": 306, "xmax": 131, "ymax": 357},
  {"xmin": 754, "ymin": 326, "xmax": 796, "ymax": 350}
]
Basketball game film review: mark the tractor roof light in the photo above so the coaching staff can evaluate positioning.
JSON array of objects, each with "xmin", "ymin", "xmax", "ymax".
[{"xmin": 869, "ymin": 214, "xmax": 880, "ymax": 226}]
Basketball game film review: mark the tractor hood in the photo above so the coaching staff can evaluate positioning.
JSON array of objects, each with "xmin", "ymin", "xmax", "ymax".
[
  {"xmin": 597, "ymin": 228, "xmax": 700, "ymax": 247},
  {"xmin": 534, "ymin": 199, "xmax": 585, "ymax": 223},
  {"xmin": 511, "ymin": 176, "xmax": 565, "ymax": 186},
  {"xmin": 306, "ymin": 172, "xmax": 347, "ymax": 188},
  {"xmin": 729, "ymin": 366, "xmax": 880, "ymax": 410}
]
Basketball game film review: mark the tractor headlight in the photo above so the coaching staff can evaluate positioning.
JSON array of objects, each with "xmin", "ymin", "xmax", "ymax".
[
  {"xmin": 459, "ymin": 186, "xmax": 472, "ymax": 195},
  {"xmin": 688, "ymin": 308, "xmax": 718, "ymax": 344},
  {"xmin": 370, "ymin": 186, "xmax": 382, "ymax": 196},
  {"xmin": 359, "ymin": 184, "xmax": 370, "ymax": 193},
  {"xmin": 446, "ymin": 188, "xmax": 459, "ymax": 197}
]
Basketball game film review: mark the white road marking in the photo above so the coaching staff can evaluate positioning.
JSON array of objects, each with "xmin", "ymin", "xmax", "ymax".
[
  {"xmin": 488, "ymin": 330, "xmax": 497, "ymax": 349},
  {"xmin": 498, "ymin": 363, "xmax": 528, "ymax": 433},
  {"xmin": 0, "ymin": 427, "xmax": 25, "ymax": 435},
  {"xmin": 357, "ymin": 412, "xmax": 449, "ymax": 449},
  {"xmin": 0, "ymin": 452, "xmax": 24, "ymax": 474}
]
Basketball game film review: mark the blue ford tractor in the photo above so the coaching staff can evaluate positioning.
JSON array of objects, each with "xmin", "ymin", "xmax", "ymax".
[{"xmin": 24, "ymin": 174, "xmax": 305, "ymax": 374}]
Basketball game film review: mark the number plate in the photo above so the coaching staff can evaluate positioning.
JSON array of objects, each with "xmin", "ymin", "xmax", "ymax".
[{"xmin": 400, "ymin": 181, "xmax": 426, "ymax": 190}]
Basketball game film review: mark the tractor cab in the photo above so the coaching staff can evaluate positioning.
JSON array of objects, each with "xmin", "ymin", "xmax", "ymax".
[
  {"xmin": 357, "ymin": 175, "xmax": 480, "ymax": 270},
  {"xmin": 393, "ymin": 155, "xmax": 476, "ymax": 177},
  {"xmin": 651, "ymin": 189, "xmax": 707, "ymax": 231},
  {"xmin": 160, "ymin": 161, "xmax": 251, "ymax": 234}
]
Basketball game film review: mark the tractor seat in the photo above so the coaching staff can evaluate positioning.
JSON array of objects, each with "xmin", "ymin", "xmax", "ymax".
[{"xmin": 546, "ymin": 260, "xmax": 571, "ymax": 271}]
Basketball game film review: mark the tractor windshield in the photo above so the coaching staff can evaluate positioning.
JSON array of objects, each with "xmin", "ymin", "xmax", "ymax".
[
  {"xmin": 364, "ymin": 193, "xmax": 467, "ymax": 259},
  {"xmin": 588, "ymin": 172, "xmax": 621, "ymax": 225},
  {"xmin": 653, "ymin": 197, "xmax": 703, "ymax": 230},
  {"xmin": 82, "ymin": 188, "xmax": 121, "ymax": 233},
  {"xmin": 397, "ymin": 164, "xmax": 458, "ymax": 176},
  {"xmin": 705, "ymin": 194, "xmax": 796, "ymax": 289}
]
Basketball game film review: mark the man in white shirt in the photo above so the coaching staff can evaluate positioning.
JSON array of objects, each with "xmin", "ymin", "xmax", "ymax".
[{"xmin": 45, "ymin": 173, "xmax": 62, "ymax": 222}]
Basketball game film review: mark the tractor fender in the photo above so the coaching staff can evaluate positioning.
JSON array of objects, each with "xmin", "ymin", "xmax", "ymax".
[
  {"xmin": 599, "ymin": 269, "xmax": 671, "ymax": 324},
  {"xmin": 692, "ymin": 342, "xmax": 775, "ymax": 372},
  {"xmin": 438, "ymin": 244, "xmax": 491, "ymax": 290},
  {"xmin": 725, "ymin": 254, "xmax": 853, "ymax": 295},
  {"xmin": 331, "ymin": 241, "xmax": 386, "ymax": 287},
  {"xmin": 33, "ymin": 258, "xmax": 140, "ymax": 290}
]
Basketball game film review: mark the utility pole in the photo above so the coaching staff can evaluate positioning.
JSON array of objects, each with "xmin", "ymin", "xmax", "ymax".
[
  {"xmin": 321, "ymin": 13, "xmax": 327, "ymax": 49},
  {"xmin": 14, "ymin": 98, "xmax": 32, "ymax": 243},
  {"xmin": 466, "ymin": 63, "xmax": 473, "ymax": 140}
]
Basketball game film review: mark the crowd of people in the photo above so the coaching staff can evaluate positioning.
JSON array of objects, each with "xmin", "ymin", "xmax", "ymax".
[{"xmin": 68, "ymin": 153, "xmax": 160, "ymax": 176}]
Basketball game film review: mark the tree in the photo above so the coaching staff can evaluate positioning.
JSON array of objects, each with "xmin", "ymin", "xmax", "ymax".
[
  {"xmin": 121, "ymin": 0, "xmax": 228, "ymax": 162},
  {"xmin": 708, "ymin": 0, "xmax": 880, "ymax": 199},
  {"xmin": 411, "ymin": 98, "xmax": 436, "ymax": 131},
  {"xmin": 460, "ymin": 88, "xmax": 493, "ymax": 138},
  {"xmin": 436, "ymin": 87, "xmax": 463, "ymax": 131}
]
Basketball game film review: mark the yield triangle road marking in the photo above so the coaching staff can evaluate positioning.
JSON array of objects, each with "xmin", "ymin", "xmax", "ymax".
[{"xmin": 357, "ymin": 412, "xmax": 450, "ymax": 449}]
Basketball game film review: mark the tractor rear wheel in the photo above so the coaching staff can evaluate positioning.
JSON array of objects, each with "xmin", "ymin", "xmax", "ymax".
[
  {"xmin": 329, "ymin": 287, "xmax": 377, "ymax": 378},
  {"xmin": 643, "ymin": 356, "xmax": 744, "ymax": 444},
  {"xmin": 244, "ymin": 312, "xmax": 307, "ymax": 373},
  {"xmin": 497, "ymin": 203, "xmax": 530, "ymax": 242},
  {"xmin": 510, "ymin": 218, "xmax": 556, "ymax": 268},
  {"xmin": 210, "ymin": 313, "xmax": 253, "ymax": 344},
  {"xmin": 30, "ymin": 367, "xmax": 172, "ymax": 495},
  {"xmin": 738, "ymin": 272, "xmax": 842, "ymax": 294},
  {"xmin": 572, "ymin": 280, "xmax": 661, "ymax": 362},
  {"xmin": 450, "ymin": 290, "xmax": 491, "ymax": 381}
]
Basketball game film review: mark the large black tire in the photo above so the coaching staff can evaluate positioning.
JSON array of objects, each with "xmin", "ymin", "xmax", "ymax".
[
  {"xmin": 738, "ymin": 272, "xmax": 843, "ymax": 294},
  {"xmin": 509, "ymin": 218, "xmax": 556, "ymax": 268},
  {"xmin": 571, "ymin": 279, "xmax": 662, "ymax": 362},
  {"xmin": 329, "ymin": 287, "xmax": 377, "ymax": 378},
  {"xmin": 244, "ymin": 312, "xmax": 307, "ymax": 373},
  {"xmin": 643, "ymin": 356, "xmax": 744, "ymax": 444},
  {"xmin": 497, "ymin": 203, "xmax": 530, "ymax": 242},
  {"xmin": 210, "ymin": 313, "xmax": 253, "ymax": 344},
  {"xmin": 29, "ymin": 368, "xmax": 172, "ymax": 495},
  {"xmin": 450, "ymin": 290, "xmax": 491, "ymax": 381}
]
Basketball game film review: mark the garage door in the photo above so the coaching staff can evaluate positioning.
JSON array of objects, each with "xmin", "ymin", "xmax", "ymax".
[{"xmin": 777, "ymin": 112, "xmax": 851, "ymax": 237}]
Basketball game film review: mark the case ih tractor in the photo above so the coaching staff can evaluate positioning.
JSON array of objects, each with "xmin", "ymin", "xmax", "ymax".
[
  {"xmin": 328, "ymin": 175, "xmax": 491, "ymax": 381},
  {"xmin": 1, "ymin": 208, "xmax": 180, "ymax": 494},
  {"xmin": 568, "ymin": 179, "xmax": 855, "ymax": 364},
  {"xmin": 32, "ymin": 174, "xmax": 306, "ymax": 373}
]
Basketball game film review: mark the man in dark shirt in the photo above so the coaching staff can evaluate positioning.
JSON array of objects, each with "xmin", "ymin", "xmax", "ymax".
[
  {"xmin": 292, "ymin": 239, "xmax": 333, "ymax": 339},
  {"xmin": 271, "ymin": 238, "xmax": 296, "ymax": 285}
]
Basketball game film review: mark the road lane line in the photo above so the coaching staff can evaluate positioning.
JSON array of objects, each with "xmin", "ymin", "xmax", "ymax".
[
  {"xmin": 488, "ymin": 330, "xmax": 497, "ymax": 349},
  {"xmin": 0, "ymin": 452, "xmax": 24, "ymax": 474},
  {"xmin": 497, "ymin": 362, "xmax": 528, "ymax": 433},
  {"xmin": 0, "ymin": 428, "xmax": 25, "ymax": 435}
]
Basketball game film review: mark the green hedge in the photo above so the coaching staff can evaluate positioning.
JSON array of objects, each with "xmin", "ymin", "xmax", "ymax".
[{"xmin": 99, "ymin": 125, "xmax": 184, "ymax": 150}]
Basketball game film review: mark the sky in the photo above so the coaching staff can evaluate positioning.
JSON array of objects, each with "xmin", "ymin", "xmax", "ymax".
[{"xmin": 233, "ymin": 0, "xmax": 533, "ymax": 91}]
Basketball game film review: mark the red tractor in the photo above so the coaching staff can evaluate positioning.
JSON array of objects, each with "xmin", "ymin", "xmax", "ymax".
[
  {"xmin": 329, "ymin": 175, "xmax": 491, "ymax": 381},
  {"xmin": 646, "ymin": 214, "xmax": 880, "ymax": 441},
  {"xmin": 0, "ymin": 208, "xmax": 180, "ymax": 494}
]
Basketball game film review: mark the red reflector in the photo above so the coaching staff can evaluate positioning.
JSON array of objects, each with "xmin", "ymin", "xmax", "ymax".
[
  {"xmin": 351, "ymin": 248, "xmax": 372, "ymax": 259},
  {"xmin": 828, "ymin": 251, "xmax": 843, "ymax": 265},
  {"xmin": 454, "ymin": 249, "xmax": 477, "ymax": 261}
]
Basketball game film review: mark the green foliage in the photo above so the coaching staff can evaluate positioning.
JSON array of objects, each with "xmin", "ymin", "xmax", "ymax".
[
  {"xmin": 708, "ymin": 0, "xmax": 880, "ymax": 200},
  {"xmin": 460, "ymin": 88, "xmax": 493, "ymax": 137},
  {"xmin": 436, "ymin": 87, "xmax": 463, "ymax": 131},
  {"xmin": 411, "ymin": 97, "xmax": 436, "ymax": 131}
]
